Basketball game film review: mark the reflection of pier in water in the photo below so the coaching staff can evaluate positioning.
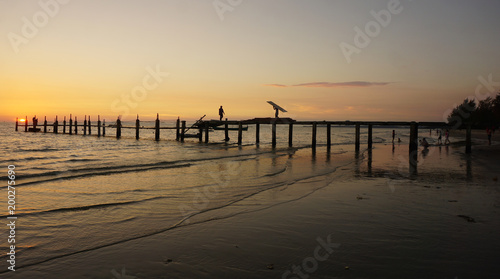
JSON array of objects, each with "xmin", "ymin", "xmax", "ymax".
[{"xmin": 16, "ymin": 114, "xmax": 475, "ymax": 170}]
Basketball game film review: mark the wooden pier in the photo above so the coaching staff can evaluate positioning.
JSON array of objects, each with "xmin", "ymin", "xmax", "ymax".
[{"xmin": 16, "ymin": 115, "xmax": 467, "ymax": 159}]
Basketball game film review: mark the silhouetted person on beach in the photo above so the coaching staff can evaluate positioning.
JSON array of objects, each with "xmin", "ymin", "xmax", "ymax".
[
  {"xmin": 32, "ymin": 116, "xmax": 38, "ymax": 129},
  {"xmin": 392, "ymin": 130, "xmax": 395, "ymax": 143},
  {"xmin": 444, "ymin": 129, "xmax": 450, "ymax": 145},
  {"xmin": 219, "ymin": 106, "xmax": 225, "ymax": 121},
  {"xmin": 437, "ymin": 130, "xmax": 442, "ymax": 145},
  {"xmin": 420, "ymin": 138, "xmax": 430, "ymax": 148}
]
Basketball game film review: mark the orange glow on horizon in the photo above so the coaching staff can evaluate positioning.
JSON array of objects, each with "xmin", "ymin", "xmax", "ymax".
[{"xmin": 19, "ymin": 119, "xmax": 26, "ymax": 122}]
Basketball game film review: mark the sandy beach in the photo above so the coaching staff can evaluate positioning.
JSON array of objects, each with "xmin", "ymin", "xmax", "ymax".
[{"xmin": 8, "ymin": 138, "xmax": 500, "ymax": 279}]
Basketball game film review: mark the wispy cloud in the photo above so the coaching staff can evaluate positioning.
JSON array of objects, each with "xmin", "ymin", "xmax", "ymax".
[{"xmin": 264, "ymin": 81, "xmax": 391, "ymax": 88}]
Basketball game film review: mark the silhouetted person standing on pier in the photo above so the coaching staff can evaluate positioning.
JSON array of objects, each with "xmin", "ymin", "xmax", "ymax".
[
  {"xmin": 274, "ymin": 107, "xmax": 279, "ymax": 118},
  {"xmin": 32, "ymin": 116, "xmax": 38, "ymax": 129},
  {"xmin": 219, "ymin": 106, "xmax": 225, "ymax": 121}
]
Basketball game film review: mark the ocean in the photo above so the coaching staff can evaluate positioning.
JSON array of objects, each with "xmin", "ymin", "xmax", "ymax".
[{"xmin": 1, "ymin": 121, "xmax": 499, "ymax": 278}]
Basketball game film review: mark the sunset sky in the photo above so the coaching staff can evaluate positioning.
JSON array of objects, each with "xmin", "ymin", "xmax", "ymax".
[{"xmin": 1, "ymin": 0, "xmax": 500, "ymax": 122}]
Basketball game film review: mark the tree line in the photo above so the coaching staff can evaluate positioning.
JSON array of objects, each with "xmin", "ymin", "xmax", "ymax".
[{"xmin": 447, "ymin": 93, "xmax": 500, "ymax": 129}]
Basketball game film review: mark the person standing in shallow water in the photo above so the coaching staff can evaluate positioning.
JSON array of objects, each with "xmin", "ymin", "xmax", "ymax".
[
  {"xmin": 392, "ymin": 130, "xmax": 396, "ymax": 143},
  {"xmin": 219, "ymin": 106, "xmax": 225, "ymax": 121}
]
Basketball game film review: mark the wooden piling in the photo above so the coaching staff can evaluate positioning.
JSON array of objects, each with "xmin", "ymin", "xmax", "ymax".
[
  {"xmin": 63, "ymin": 116, "xmax": 66, "ymax": 134},
  {"xmin": 466, "ymin": 123, "xmax": 472, "ymax": 154},
  {"xmin": 44, "ymin": 116, "xmax": 47, "ymax": 133},
  {"xmin": 225, "ymin": 118, "xmax": 229, "ymax": 142},
  {"xmin": 272, "ymin": 122, "xmax": 277, "ymax": 147},
  {"xmin": 74, "ymin": 117, "xmax": 78, "ymax": 134},
  {"xmin": 327, "ymin": 123, "xmax": 331, "ymax": 150},
  {"xmin": 409, "ymin": 122, "xmax": 418, "ymax": 165},
  {"xmin": 102, "ymin": 120, "xmax": 106, "ymax": 137},
  {"xmin": 205, "ymin": 122, "xmax": 210, "ymax": 143},
  {"xmin": 255, "ymin": 123, "xmax": 260, "ymax": 144},
  {"xmin": 238, "ymin": 122, "xmax": 243, "ymax": 145},
  {"xmin": 368, "ymin": 124, "xmax": 373, "ymax": 149},
  {"xmin": 25, "ymin": 116, "xmax": 28, "ymax": 132},
  {"xmin": 181, "ymin": 120, "xmax": 186, "ymax": 142},
  {"xmin": 116, "ymin": 118, "xmax": 122, "ymax": 139},
  {"xmin": 355, "ymin": 123, "xmax": 360, "ymax": 151},
  {"xmin": 88, "ymin": 116, "xmax": 92, "ymax": 135},
  {"xmin": 312, "ymin": 122, "xmax": 317, "ymax": 149},
  {"xmin": 175, "ymin": 117, "xmax": 180, "ymax": 141},
  {"xmin": 155, "ymin": 113, "xmax": 160, "ymax": 141},
  {"xmin": 54, "ymin": 116, "xmax": 58, "ymax": 134},
  {"xmin": 83, "ymin": 116, "xmax": 87, "ymax": 135},
  {"xmin": 136, "ymin": 115, "xmax": 140, "ymax": 140},
  {"xmin": 288, "ymin": 123, "xmax": 294, "ymax": 147},
  {"xmin": 69, "ymin": 115, "xmax": 73, "ymax": 135},
  {"xmin": 97, "ymin": 115, "xmax": 101, "ymax": 137},
  {"xmin": 15, "ymin": 118, "xmax": 18, "ymax": 131}
]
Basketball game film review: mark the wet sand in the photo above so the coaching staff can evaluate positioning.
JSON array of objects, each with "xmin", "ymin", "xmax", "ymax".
[{"xmin": 8, "ymin": 142, "xmax": 500, "ymax": 279}]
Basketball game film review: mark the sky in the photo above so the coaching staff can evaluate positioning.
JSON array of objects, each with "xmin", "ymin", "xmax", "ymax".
[{"xmin": 1, "ymin": 0, "xmax": 500, "ymax": 122}]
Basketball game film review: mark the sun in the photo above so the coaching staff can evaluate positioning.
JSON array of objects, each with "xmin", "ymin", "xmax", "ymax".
[{"xmin": 19, "ymin": 119, "xmax": 26, "ymax": 122}]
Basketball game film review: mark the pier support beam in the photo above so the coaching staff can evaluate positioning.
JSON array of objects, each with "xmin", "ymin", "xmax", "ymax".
[
  {"xmin": 176, "ymin": 118, "xmax": 180, "ymax": 141},
  {"xmin": 74, "ymin": 117, "xmax": 78, "ymax": 134},
  {"xmin": 255, "ymin": 123, "xmax": 260, "ymax": 144},
  {"xmin": 327, "ymin": 123, "xmax": 331, "ymax": 150},
  {"xmin": 272, "ymin": 122, "xmax": 277, "ymax": 147},
  {"xmin": 54, "ymin": 116, "xmax": 58, "ymax": 134},
  {"xmin": 88, "ymin": 116, "xmax": 92, "ymax": 135},
  {"xmin": 181, "ymin": 121, "xmax": 186, "ymax": 142},
  {"xmin": 205, "ymin": 122, "xmax": 210, "ymax": 143},
  {"xmin": 355, "ymin": 123, "xmax": 360, "ymax": 151},
  {"xmin": 288, "ymin": 123, "xmax": 294, "ymax": 147},
  {"xmin": 155, "ymin": 114, "xmax": 160, "ymax": 141},
  {"xmin": 97, "ymin": 115, "xmax": 101, "ymax": 137},
  {"xmin": 466, "ymin": 123, "xmax": 472, "ymax": 154},
  {"xmin": 25, "ymin": 116, "xmax": 28, "ymax": 132},
  {"xmin": 69, "ymin": 115, "xmax": 73, "ymax": 135},
  {"xmin": 116, "ymin": 118, "xmax": 122, "ymax": 139},
  {"xmin": 63, "ymin": 116, "xmax": 66, "ymax": 134},
  {"xmin": 103, "ymin": 120, "xmax": 106, "ymax": 137},
  {"xmin": 43, "ymin": 117, "xmax": 47, "ymax": 133},
  {"xmin": 312, "ymin": 122, "xmax": 317, "ymax": 149},
  {"xmin": 15, "ymin": 118, "xmax": 18, "ymax": 131},
  {"xmin": 238, "ymin": 122, "xmax": 243, "ymax": 145},
  {"xmin": 83, "ymin": 116, "xmax": 87, "ymax": 135},
  {"xmin": 409, "ymin": 122, "xmax": 418, "ymax": 165},
  {"xmin": 368, "ymin": 124, "xmax": 373, "ymax": 149},
  {"xmin": 225, "ymin": 119, "xmax": 229, "ymax": 142},
  {"xmin": 136, "ymin": 115, "xmax": 140, "ymax": 140}
]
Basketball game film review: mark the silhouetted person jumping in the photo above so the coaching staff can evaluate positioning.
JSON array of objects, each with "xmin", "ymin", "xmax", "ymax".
[{"xmin": 219, "ymin": 106, "xmax": 225, "ymax": 121}]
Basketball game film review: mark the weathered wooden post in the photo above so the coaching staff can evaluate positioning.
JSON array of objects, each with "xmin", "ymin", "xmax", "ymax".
[
  {"xmin": 368, "ymin": 124, "xmax": 373, "ymax": 149},
  {"xmin": 255, "ymin": 123, "xmax": 260, "ymax": 144},
  {"xmin": 288, "ymin": 123, "xmax": 294, "ymax": 147},
  {"xmin": 409, "ymin": 122, "xmax": 418, "ymax": 166},
  {"xmin": 97, "ymin": 115, "xmax": 101, "ymax": 137},
  {"xmin": 225, "ymin": 118, "xmax": 229, "ymax": 142},
  {"xmin": 25, "ymin": 116, "xmax": 28, "ymax": 132},
  {"xmin": 181, "ymin": 120, "xmax": 186, "ymax": 142},
  {"xmin": 312, "ymin": 122, "xmax": 317, "ymax": 149},
  {"xmin": 135, "ymin": 115, "xmax": 140, "ymax": 140},
  {"xmin": 88, "ymin": 116, "xmax": 92, "ymax": 135},
  {"xmin": 155, "ymin": 113, "xmax": 160, "ymax": 141},
  {"xmin": 44, "ymin": 116, "xmax": 47, "ymax": 133},
  {"xmin": 238, "ymin": 122, "xmax": 243, "ymax": 145},
  {"xmin": 102, "ymin": 119, "xmax": 106, "ymax": 137},
  {"xmin": 69, "ymin": 114, "xmax": 73, "ymax": 135},
  {"xmin": 205, "ymin": 122, "xmax": 210, "ymax": 143},
  {"xmin": 83, "ymin": 115, "xmax": 87, "ymax": 135},
  {"xmin": 63, "ymin": 116, "xmax": 66, "ymax": 134},
  {"xmin": 176, "ymin": 117, "xmax": 180, "ymax": 141},
  {"xmin": 116, "ymin": 118, "xmax": 122, "ymax": 139},
  {"xmin": 74, "ymin": 117, "xmax": 78, "ymax": 134},
  {"xmin": 54, "ymin": 116, "xmax": 58, "ymax": 134},
  {"xmin": 15, "ymin": 118, "xmax": 18, "ymax": 131},
  {"xmin": 355, "ymin": 123, "xmax": 361, "ymax": 151},
  {"xmin": 272, "ymin": 122, "xmax": 277, "ymax": 147},
  {"xmin": 327, "ymin": 123, "xmax": 331, "ymax": 150},
  {"xmin": 466, "ymin": 123, "xmax": 472, "ymax": 154}
]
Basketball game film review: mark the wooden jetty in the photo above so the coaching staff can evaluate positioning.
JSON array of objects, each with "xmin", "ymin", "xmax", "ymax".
[{"xmin": 16, "ymin": 115, "xmax": 471, "ymax": 163}]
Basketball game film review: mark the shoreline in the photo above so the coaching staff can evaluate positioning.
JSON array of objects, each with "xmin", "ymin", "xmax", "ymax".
[{"xmin": 7, "ymin": 141, "xmax": 500, "ymax": 279}]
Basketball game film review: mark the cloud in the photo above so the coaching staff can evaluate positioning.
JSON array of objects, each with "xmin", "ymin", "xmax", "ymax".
[
  {"xmin": 293, "ymin": 81, "xmax": 391, "ymax": 88},
  {"xmin": 263, "ymin": 81, "xmax": 391, "ymax": 88}
]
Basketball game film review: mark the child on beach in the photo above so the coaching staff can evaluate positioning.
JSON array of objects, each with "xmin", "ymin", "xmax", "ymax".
[{"xmin": 444, "ymin": 130, "xmax": 450, "ymax": 145}]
